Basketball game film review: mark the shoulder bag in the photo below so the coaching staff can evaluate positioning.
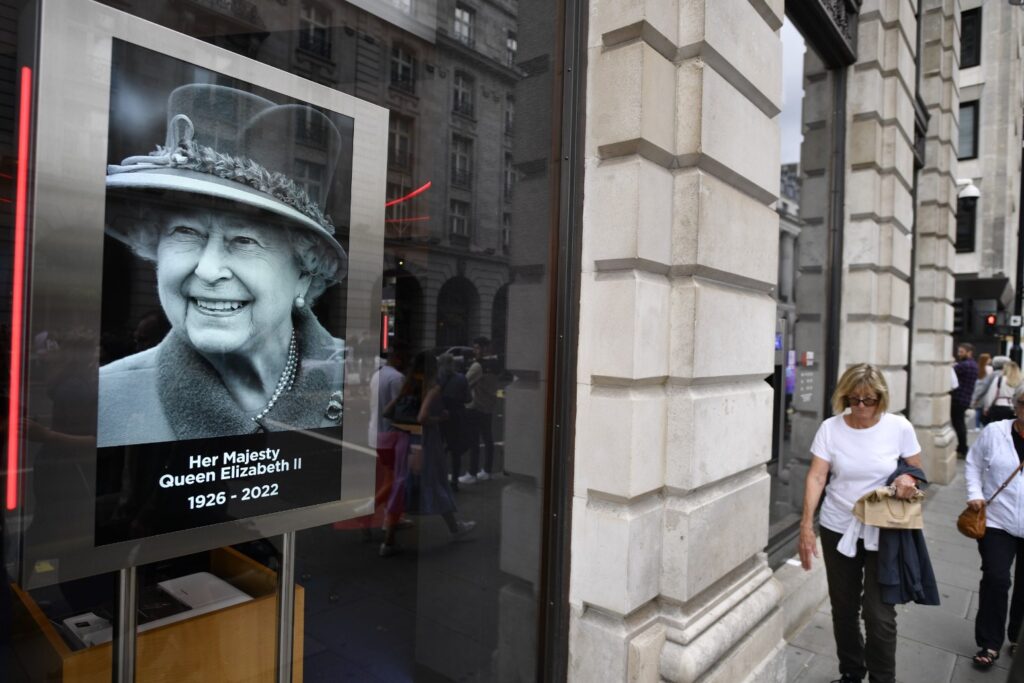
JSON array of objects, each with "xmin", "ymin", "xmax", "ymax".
[{"xmin": 957, "ymin": 459, "xmax": 1024, "ymax": 539}]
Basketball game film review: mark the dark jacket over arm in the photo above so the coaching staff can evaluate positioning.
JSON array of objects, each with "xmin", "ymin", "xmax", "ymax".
[{"xmin": 877, "ymin": 461, "xmax": 941, "ymax": 606}]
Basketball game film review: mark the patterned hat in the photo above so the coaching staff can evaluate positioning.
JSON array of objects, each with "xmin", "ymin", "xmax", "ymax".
[{"xmin": 106, "ymin": 84, "xmax": 347, "ymax": 281}]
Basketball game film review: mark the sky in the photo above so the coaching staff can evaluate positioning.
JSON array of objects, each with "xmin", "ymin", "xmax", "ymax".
[{"xmin": 780, "ymin": 18, "xmax": 807, "ymax": 165}]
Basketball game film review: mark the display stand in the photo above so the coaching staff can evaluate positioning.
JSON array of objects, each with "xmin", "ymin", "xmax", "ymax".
[
  {"xmin": 10, "ymin": 547, "xmax": 303, "ymax": 682},
  {"xmin": 112, "ymin": 566, "xmax": 137, "ymax": 683}
]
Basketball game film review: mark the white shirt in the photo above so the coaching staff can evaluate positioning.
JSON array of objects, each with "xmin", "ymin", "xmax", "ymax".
[
  {"xmin": 810, "ymin": 412, "xmax": 922, "ymax": 535},
  {"xmin": 966, "ymin": 419, "xmax": 1024, "ymax": 537}
]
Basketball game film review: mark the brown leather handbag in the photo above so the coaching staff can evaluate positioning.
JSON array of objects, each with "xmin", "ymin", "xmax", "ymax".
[{"xmin": 958, "ymin": 460, "xmax": 1024, "ymax": 539}]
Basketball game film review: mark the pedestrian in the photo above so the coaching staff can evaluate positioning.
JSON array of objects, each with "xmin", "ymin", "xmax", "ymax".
[
  {"xmin": 972, "ymin": 353, "xmax": 996, "ymax": 429},
  {"xmin": 965, "ymin": 382, "xmax": 1024, "ymax": 668},
  {"xmin": 460, "ymin": 336, "xmax": 499, "ymax": 484},
  {"xmin": 980, "ymin": 361, "xmax": 1022, "ymax": 426},
  {"xmin": 798, "ymin": 363, "xmax": 927, "ymax": 683},
  {"xmin": 953, "ymin": 343, "xmax": 980, "ymax": 457}
]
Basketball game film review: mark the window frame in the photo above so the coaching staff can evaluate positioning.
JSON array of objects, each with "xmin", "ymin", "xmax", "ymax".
[
  {"xmin": 449, "ymin": 198, "xmax": 471, "ymax": 237},
  {"xmin": 956, "ymin": 195, "xmax": 978, "ymax": 253},
  {"xmin": 388, "ymin": 114, "xmax": 414, "ymax": 170},
  {"xmin": 389, "ymin": 42, "xmax": 417, "ymax": 94},
  {"xmin": 298, "ymin": 0, "xmax": 332, "ymax": 60},
  {"xmin": 961, "ymin": 8, "xmax": 981, "ymax": 69},
  {"xmin": 453, "ymin": 3, "xmax": 475, "ymax": 46},
  {"xmin": 453, "ymin": 70, "xmax": 475, "ymax": 118},
  {"xmin": 959, "ymin": 100, "xmax": 980, "ymax": 160},
  {"xmin": 450, "ymin": 134, "xmax": 474, "ymax": 188}
]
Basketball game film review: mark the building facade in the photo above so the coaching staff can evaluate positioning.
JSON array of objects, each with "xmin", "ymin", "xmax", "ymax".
[
  {"xmin": 952, "ymin": 0, "xmax": 1024, "ymax": 356},
  {"xmin": 0, "ymin": 0, "xmax": 993, "ymax": 681}
]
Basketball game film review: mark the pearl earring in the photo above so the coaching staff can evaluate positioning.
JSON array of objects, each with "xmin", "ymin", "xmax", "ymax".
[{"xmin": 294, "ymin": 294, "xmax": 306, "ymax": 309}]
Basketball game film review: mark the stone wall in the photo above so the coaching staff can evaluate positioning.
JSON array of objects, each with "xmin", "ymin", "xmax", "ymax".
[
  {"xmin": 913, "ymin": 0, "xmax": 960, "ymax": 484},
  {"xmin": 569, "ymin": 0, "xmax": 787, "ymax": 680}
]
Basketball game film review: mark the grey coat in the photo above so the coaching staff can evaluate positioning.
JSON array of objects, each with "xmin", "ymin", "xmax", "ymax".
[{"xmin": 98, "ymin": 309, "xmax": 344, "ymax": 447}]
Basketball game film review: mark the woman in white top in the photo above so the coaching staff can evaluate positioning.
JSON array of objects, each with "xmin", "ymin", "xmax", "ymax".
[
  {"xmin": 798, "ymin": 364, "xmax": 922, "ymax": 683},
  {"xmin": 965, "ymin": 382, "xmax": 1024, "ymax": 667}
]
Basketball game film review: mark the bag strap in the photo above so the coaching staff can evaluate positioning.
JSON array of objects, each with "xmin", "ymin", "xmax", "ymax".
[{"xmin": 986, "ymin": 458, "xmax": 1024, "ymax": 505}]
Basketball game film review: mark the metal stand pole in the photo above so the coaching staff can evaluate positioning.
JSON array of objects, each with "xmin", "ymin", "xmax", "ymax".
[
  {"xmin": 112, "ymin": 566, "xmax": 137, "ymax": 683},
  {"xmin": 276, "ymin": 531, "xmax": 297, "ymax": 683}
]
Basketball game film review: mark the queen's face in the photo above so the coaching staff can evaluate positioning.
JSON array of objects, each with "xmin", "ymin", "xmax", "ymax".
[{"xmin": 154, "ymin": 207, "xmax": 309, "ymax": 358}]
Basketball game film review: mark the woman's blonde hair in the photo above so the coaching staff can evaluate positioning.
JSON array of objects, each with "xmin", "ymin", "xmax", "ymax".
[
  {"xmin": 831, "ymin": 363, "xmax": 890, "ymax": 415},
  {"xmin": 1003, "ymin": 361, "xmax": 1022, "ymax": 387}
]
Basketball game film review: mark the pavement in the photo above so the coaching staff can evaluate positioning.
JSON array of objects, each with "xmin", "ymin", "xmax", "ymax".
[{"xmin": 784, "ymin": 458, "xmax": 1021, "ymax": 683}]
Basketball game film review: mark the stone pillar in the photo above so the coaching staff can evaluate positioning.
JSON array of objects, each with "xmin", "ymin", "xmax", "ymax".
[
  {"xmin": 841, "ymin": 2, "xmax": 918, "ymax": 411},
  {"xmin": 912, "ymin": 0, "xmax": 960, "ymax": 483},
  {"xmin": 569, "ymin": 1, "xmax": 786, "ymax": 680}
]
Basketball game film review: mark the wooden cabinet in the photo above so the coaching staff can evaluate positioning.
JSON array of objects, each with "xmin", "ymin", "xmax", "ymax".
[{"xmin": 11, "ymin": 547, "xmax": 304, "ymax": 682}]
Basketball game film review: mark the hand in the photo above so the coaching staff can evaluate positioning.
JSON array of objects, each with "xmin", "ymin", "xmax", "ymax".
[
  {"xmin": 798, "ymin": 526, "xmax": 818, "ymax": 571},
  {"xmin": 968, "ymin": 499, "xmax": 985, "ymax": 511},
  {"xmin": 893, "ymin": 474, "xmax": 918, "ymax": 500}
]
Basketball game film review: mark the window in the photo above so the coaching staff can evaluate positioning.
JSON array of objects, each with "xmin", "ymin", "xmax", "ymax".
[
  {"xmin": 390, "ymin": 0, "xmax": 412, "ymax": 13},
  {"xmin": 959, "ymin": 101, "xmax": 979, "ymax": 160},
  {"xmin": 956, "ymin": 196, "xmax": 978, "ymax": 253},
  {"xmin": 961, "ymin": 8, "xmax": 981, "ymax": 69},
  {"xmin": 450, "ymin": 199, "xmax": 470, "ymax": 236},
  {"xmin": 293, "ymin": 159, "xmax": 325, "ymax": 204},
  {"xmin": 296, "ymin": 106, "xmax": 327, "ymax": 145},
  {"xmin": 453, "ymin": 71, "xmax": 474, "ymax": 117},
  {"xmin": 505, "ymin": 94, "xmax": 514, "ymax": 135},
  {"xmin": 502, "ymin": 212, "xmax": 511, "ymax": 252},
  {"xmin": 451, "ymin": 135, "xmax": 473, "ymax": 187},
  {"xmin": 454, "ymin": 4, "xmax": 474, "ymax": 45},
  {"xmin": 388, "ymin": 114, "xmax": 414, "ymax": 170},
  {"xmin": 299, "ymin": 1, "xmax": 332, "ymax": 59},
  {"xmin": 390, "ymin": 44, "xmax": 417, "ymax": 94},
  {"xmin": 387, "ymin": 180, "xmax": 412, "ymax": 221},
  {"xmin": 506, "ymin": 31, "xmax": 518, "ymax": 67},
  {"xmin": 503, "ymin": 153, "xmax": 515, "ymax": 199}
]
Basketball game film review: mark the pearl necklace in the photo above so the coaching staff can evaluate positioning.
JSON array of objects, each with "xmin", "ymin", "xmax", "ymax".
[{"xmin": 252, "ymin": 331, "xmax": 299, "ymax": 423}]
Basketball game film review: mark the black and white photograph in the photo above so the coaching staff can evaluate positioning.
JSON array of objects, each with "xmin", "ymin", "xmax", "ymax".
[{"xmin": 97, "ymin": 40, "xmax": 354, "ymax": 448}]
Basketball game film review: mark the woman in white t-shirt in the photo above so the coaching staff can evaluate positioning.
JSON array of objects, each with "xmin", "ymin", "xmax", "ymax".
[{"xmin": 798, "ymin": 363, "xmax": 923, "ymax": 683}]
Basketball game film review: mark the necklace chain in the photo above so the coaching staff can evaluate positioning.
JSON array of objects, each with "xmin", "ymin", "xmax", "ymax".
[{"xmin": 252, "ymin": 331, "xmax": 298, "ymax": 423}]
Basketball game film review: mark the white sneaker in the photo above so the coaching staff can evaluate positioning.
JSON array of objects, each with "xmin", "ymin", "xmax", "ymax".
[
  {"xmin": 457, "ymin": 473, "xmax": 478, "ymax": 485},
  {"xmin": 451, "ymin": 520, "xmax": 476, "ymax": 538},
  {"xmin": 476, "ymin": 470, "xmax": 491, "ymax": 481}
]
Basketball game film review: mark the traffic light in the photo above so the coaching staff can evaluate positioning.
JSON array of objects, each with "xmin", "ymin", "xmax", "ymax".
[{"xmin": 985, "ymin": 313, "xmax": 999, "ymax": 335}]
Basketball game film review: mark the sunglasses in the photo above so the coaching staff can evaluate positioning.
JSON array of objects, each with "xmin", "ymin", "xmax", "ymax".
[{"xmin": 847, "ymin": 396, "xmax": 879, "ymax": 407}]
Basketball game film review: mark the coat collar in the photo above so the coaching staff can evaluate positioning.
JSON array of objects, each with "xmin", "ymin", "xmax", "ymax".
[{"xmin": 155, "ymin": 308, "xmax": 343, "ymax": 440}]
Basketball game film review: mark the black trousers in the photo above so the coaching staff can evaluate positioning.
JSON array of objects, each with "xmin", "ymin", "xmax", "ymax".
[
  {"xmin": 466, "ymin": 408, "xmax": 495, "ymax": 474},
  {"xmin": 951, "ymin": 401, "xmax": 969, "ymax": 456},
  {"xmin": 976, "ymin": 527, "xmax": 1024, "ymax": 650},
  {"xmin": 821, "ymin": 527, "xmax": 897, "ymax": 683}
]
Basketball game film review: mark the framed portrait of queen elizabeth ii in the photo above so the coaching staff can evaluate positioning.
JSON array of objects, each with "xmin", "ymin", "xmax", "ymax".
[{"xmin": 8, "ymin": 0, "xmax": 387, "ymax": 588}]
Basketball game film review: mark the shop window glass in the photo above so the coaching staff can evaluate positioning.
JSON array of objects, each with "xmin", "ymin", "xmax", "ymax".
[
  {"xmin": 7, "ymin": 0, "xmax": 567, "ymax": 680},
  {"xmin": 767, "ymin": 18, "xmax": 840, "ymax": 566}
]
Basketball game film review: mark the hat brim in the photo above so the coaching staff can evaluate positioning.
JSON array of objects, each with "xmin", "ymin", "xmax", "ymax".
[{"xmin": 106, "ymin": 167, "xmax": 348, "ymax": 281}]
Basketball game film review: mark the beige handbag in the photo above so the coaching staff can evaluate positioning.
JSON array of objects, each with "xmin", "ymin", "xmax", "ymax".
[{"xmin": 853, "ymin": 486, "xmax": 925, "ymax": 529}]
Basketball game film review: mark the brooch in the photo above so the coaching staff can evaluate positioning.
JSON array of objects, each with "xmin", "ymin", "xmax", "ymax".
[{"xmin": 324, "ymin": 391, "xmax": 343, "ymax": 422}]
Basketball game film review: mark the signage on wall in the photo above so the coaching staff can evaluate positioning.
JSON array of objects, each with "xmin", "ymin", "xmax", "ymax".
[{"xmin": 7, "ymin": 0, "xmax": 389, "ymax": 588}]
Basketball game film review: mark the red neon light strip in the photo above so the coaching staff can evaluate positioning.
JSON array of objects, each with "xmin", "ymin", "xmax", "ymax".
[
  {"xmin": 384, "ymin": 180, "xmax": 432, "ymax": 207},
  {"xmin": 385, "ymin": 215, "xmax": 431, "ymax": 224},
  {"xmin": 381, "ymin": 314, "xmax": 389, "ymax": 351},
  {"xmin": 7, "ymin": 66, "xmax": 31, "ymax": 511}
]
